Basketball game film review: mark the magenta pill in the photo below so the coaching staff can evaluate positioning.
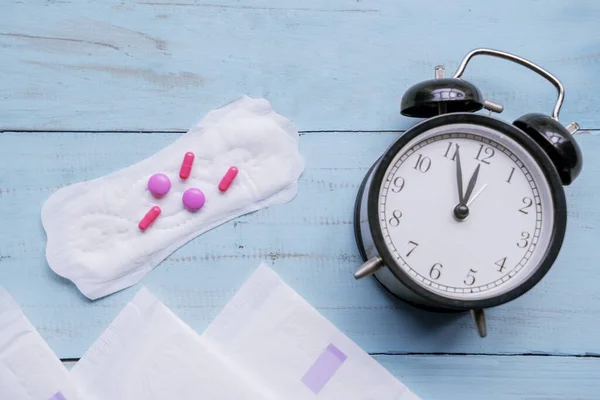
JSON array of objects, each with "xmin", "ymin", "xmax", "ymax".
[
  {"xmin": 148, "ymin": 173, "xmax": 171, "ymax": 197},
  {"xmin": 182, "ymin": 188, "xmax": 206, "ymax": 211}
]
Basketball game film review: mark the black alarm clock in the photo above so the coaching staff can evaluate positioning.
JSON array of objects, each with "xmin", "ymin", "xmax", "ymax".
[{"xmin": 353, "ymin": 48, "xmax": 582, "ymax": 337}]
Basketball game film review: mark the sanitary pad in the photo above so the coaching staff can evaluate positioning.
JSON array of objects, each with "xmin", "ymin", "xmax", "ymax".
[
  {"xmin": 0, "ymin": 286, "xmax": 82, "ymax": 400},
  {"xmin": 203, "ymin": 263, "xmax": 420, "ymax": 399},
  {"xmin": 71, "ymin": 287, "xmax": 275, "ymax": 400},
  {"xmin": 41, "ymin": 96, "xmax": 304, "ymax": 300}
]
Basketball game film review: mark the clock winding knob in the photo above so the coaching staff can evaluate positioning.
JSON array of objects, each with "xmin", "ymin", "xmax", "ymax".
[{"xmin": 483, "ymin": 99, "xmax": 504, "ymax": 114}]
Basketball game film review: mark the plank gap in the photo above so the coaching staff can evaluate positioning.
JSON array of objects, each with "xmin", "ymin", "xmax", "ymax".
[
  {"xmin": 2, "ymin": 129, "xmax": 600, "ymax": 135},
  {"xmin": 61, "ymin": 352, "xmax": 600, "ymax": 363},
  {"xmin": 370, "ymin": 352, "xmax": 600, "ymax": 358}
]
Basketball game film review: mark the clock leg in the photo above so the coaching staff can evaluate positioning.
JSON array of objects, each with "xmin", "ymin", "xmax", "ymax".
[
  {"xmin": 354, "ymin": 257, "xmax": 384, "ymax": 280},
  {"xmin": 471, "ymin": 309, "xmax": 487, "ymax": 338}
]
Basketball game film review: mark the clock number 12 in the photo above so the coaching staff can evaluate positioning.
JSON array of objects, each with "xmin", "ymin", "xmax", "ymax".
[{"xmin": 475, "ymin": 144, "xmax": 495, "ymax": 164}]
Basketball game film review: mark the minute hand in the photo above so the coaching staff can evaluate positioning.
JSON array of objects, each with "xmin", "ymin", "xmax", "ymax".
[
  {"xmin": 455, "ymin": 146, "xmax": 464, "ymax": 204},
  {"xmin": 462, "ymin": 164, "xmax": 481, "ymax": 205}
]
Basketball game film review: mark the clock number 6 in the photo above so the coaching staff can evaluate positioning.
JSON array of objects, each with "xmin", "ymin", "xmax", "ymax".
[
  {"xmin": 517, "ymin": 232, "xmax": 530, "ymax": 248},
  {"xmin": 388, "ymin": 210, "xmax": 402, "ymax": 227},
  {"xmin": 464, "ymin": 269, "xmax": 477, "ymax": 286},
  {"xmin": 429, "ymin": 263, "xmax": 442, "ymax": 280}
]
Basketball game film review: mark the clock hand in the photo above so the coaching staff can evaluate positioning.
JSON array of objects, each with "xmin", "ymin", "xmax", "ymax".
[
  {"xmin": 455, "ymin": 146, "xmax": 464, "ymax": 204},
  {"xmin": 453, "ymin": 163, "xmax": 481, "ymax": 221},
  {"xmin": 462, "ymin": 164, "xmax": 481, "ymax": 205},
  {"xmin": 466, "ymin": 183, "xmax": 487, "ymax": 206}
]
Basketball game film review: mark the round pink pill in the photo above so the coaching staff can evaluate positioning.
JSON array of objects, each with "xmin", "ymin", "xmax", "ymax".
[
  {"xmin": 148, "ymin": 173, "xmax": 171, "ymax": 197},
  {"xmin": 182, "ymin": 188, "xmax": 206, "ymax": 211}
]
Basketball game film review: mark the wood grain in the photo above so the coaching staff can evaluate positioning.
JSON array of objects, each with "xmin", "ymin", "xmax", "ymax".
[
  {"xmin": 63, "ymin": 355, "xmax": 600, "ymax": 399},
  {"xmin": 3, "ymin": 1, "xmax": 600, "ymax": 395},
  {"xmin": 378, "ymin": 355, "xmax": 600, "ymax": 399},
  {"xmin": 2, "ymin": 0, "xmax": 600, "ymax": 130},
  {"xmin": 0, "ymin": 130, "xmax": 597, "ymax": 359}
]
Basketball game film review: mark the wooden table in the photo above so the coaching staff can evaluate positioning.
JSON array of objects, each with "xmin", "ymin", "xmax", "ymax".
[{"xmin": 2, "ymin": 1, "xmax": 599, "ymax": 398}]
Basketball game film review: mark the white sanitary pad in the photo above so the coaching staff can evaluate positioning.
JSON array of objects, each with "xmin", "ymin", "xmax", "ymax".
[
  {"xmin": 41, "ymin": 96, "xmax": 304, "ymax": 300},
  {"xmin": 203, "ymin": 263, "xmax": 420, "ymax": 400},
  {"xmin": 71, "ymin": 287, "xmax": 275, "ymax": 400},
  {"xmin": 0, "ymin": 286, "xmax": 82, "ymax": 400}
]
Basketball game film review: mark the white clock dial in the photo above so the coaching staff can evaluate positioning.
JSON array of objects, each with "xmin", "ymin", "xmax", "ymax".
[{"xmin": 378, "ymin": 124, "xmax": 554, "ymax": 301}]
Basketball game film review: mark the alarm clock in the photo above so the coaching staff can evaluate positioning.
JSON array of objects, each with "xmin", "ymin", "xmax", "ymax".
[{"xmin": 353, "ymin": 48, "xmax": 583, "ymax": 337}]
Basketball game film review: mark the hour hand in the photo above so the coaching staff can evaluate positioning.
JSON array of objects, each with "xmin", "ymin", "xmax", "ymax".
[
  {"xmin": 463, "ymin": 163, "xmax": 481, "ymax": 204},
  {"xmin": 454, "ymin": 162, "xmax": 481, "ymax": 221}
]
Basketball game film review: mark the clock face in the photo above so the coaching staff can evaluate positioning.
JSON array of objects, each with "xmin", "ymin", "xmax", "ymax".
[{"xmin": 377, "ymin": 123, "xmax": 555, "ymax": 301}]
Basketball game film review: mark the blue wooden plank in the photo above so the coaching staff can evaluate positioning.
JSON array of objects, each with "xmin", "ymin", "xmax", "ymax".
[
  {"xmin": 1, "ymin": 0, "xmax": 600, "ymax": 130},
  {"xmin": 376, "ymin": 355, "xmax": 600, "ymax": 399},
  {"xmin": 0, "ymin": 130, "xmax": 598, "ymax": 359},
  {"xmin": 63, "ymin": 355, "xmax": 600, "ymax": 399}
]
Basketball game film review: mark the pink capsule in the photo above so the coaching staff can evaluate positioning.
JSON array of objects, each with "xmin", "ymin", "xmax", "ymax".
[
  {"xmin": 138, "ymin": 206, "xmax": 161, "ymax": 231},
  {"xmin": 179, "ymin": 152, "xmax": 195, "ymax": 180},
  {"xmin": 218, "ymin": 166, "xmax": 238, "ymax": 192}
]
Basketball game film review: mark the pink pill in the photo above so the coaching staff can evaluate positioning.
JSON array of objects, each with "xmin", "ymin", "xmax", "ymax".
[
  {"xmin": 182, "ymin": 188, "xmax": 206, "ymax": 211},
  {"xmin": 218, "ymin": 166, "xmax": 238, "ymax": 192},
  {"xmin": 139, "ymin": 206, "xmax": 161, "ymax": 231},
  {"xmin": 148, "ymin": 173, "xmax": 171, "ymax": 197},
  {"xmin": 179, "ymin": 152, "xmax": 195, "ymax": 180}
]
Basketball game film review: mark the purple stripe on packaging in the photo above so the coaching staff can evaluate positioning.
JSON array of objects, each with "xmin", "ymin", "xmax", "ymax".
[
  {"xmin": 48, "ymin": 392, "xmax": 67, "ymax": 400},
  {"xmin": 301, "ymin": 343, "xmax": 347, "ymax": 394}
]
